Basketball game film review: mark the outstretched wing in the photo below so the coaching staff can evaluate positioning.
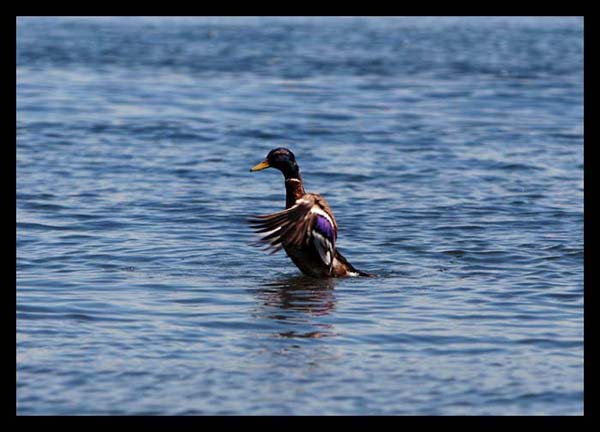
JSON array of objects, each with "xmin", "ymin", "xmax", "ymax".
[
  {"xmin": 249, "ymin": 195, "xmax": 337, "ymax": 269},
  {"xmin": 249, "ymin": 197, "xmax": 315, "ymax": 254}
]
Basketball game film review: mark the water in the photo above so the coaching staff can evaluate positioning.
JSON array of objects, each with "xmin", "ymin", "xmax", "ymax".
[{"xmin": 16, "ymin": 17, "xmax": 583, "ymax": 415}]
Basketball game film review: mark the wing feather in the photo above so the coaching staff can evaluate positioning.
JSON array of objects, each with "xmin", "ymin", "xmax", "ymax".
[
  {"xmin": 249, "ymin": 194, "xmax": 339, "ymax": 270},
  {"xmin": 248, "ymin": 197, "xmax": 316, "ymax": 253}
]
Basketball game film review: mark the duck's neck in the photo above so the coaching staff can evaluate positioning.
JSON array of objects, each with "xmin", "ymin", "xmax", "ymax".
[{"xmin": 284, "ymin": 175, "xmax": 305, "ymax": 209}]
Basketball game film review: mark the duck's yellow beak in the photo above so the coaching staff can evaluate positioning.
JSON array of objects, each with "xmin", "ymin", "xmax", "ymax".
[{"xmin": 250, "ymin": 160, "xmax": 270, "ymax": 172}]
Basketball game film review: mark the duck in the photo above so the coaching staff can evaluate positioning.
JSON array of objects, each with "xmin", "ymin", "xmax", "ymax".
[{"xmin": 248, "ymin": 148, "xmax": 374, "ymax": 278}]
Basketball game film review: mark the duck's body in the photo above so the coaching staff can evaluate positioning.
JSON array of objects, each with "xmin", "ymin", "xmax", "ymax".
[{"xmin": 249, "ymin": 148, "xmax": 373, "ymax": 278}]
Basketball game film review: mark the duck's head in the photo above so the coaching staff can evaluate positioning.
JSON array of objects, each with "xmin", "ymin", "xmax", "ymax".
[{"xmin": 250, "ymin": 148, "xmax": 300, "ymax": 179}]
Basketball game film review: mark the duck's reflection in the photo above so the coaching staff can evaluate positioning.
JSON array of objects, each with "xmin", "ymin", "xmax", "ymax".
[{"xmin": 253, "ymin": 274, "xmax": 337, "ymax": 338}]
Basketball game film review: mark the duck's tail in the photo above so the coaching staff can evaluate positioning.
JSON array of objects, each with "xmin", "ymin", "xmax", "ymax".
[{"xmin": 334, "ymin": 250, "xmax": 377, "ymax": 277}]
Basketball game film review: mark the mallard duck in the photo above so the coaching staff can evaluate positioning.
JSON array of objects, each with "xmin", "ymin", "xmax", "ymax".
[{"xmin": 249, "ymin": 148, "xmax": 374, "ymax": 278}]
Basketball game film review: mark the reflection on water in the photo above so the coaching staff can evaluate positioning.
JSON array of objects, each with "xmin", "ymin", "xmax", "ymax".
[{"xmin": 252, "ymin": 275, "xmax": 337, "ymax": 338}]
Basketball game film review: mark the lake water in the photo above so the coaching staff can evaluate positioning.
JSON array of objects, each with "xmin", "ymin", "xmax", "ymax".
[{"xmin": 16, "ymin": 17, "xmax": 584, "ymax": 415}]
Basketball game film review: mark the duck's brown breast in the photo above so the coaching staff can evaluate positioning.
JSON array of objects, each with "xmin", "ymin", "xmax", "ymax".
[{"xmin": 284, "ymin": 245, "xmax": 331, "ymax": 278}]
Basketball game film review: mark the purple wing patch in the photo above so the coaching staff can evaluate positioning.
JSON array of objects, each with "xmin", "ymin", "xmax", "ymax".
[{"xmin": 314, "ymin": 215, "xmax": 336, "ymax": 244}]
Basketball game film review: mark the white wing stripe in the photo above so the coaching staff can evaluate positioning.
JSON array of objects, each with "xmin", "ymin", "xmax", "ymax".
[{"xmin": 309, "ymin": 206, "xmax": 334, "ymax": 227}]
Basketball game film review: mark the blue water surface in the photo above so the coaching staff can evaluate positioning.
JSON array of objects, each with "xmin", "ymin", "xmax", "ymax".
[{"xmin": 17, "ymin": 17, "xmax": 583, "ymax": 415}]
